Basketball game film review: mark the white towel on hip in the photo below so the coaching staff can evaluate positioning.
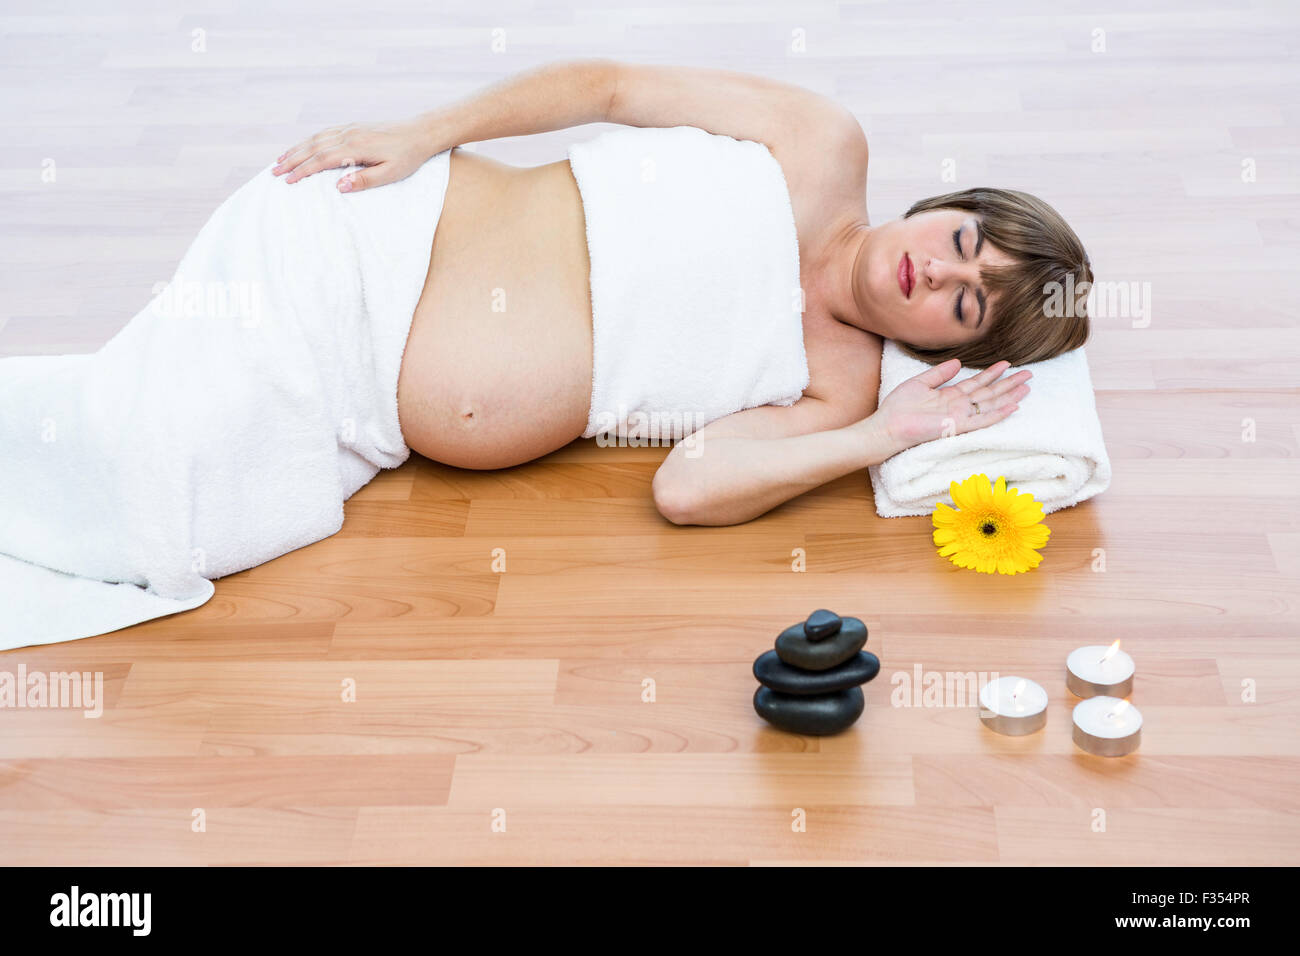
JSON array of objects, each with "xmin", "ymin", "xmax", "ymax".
[
  {"xmin": 867, "ymin": 339, "xmax": 1112, "ymax": 517},
  {"xmin": 0, "ymin": 151, "xmax": 451, "ymax": 650}
]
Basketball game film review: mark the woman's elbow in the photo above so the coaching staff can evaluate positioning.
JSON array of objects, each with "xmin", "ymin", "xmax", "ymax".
[
  {"xmin": 652, "ymin": 472, "xmax": 701, "ymax": 525},
  {"xmin": 653, "ymin": 479, "xmax": 750, "ymax": 527}
]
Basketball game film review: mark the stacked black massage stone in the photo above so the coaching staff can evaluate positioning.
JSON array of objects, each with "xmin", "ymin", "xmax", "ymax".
[{"xmin": 753, "ymin": 609, "xmax": 879, "ymax": 735}]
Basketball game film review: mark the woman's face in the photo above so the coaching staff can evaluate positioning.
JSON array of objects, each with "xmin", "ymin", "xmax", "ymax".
[{"xmin": 855, "ymin": 208, "xmax": 1016, "ymax": 348}]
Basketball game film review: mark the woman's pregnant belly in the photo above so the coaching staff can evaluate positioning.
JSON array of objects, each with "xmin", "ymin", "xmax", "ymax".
[{"xmin": 396, "ymin": 148, "xmax": 594, "ymax": 469}]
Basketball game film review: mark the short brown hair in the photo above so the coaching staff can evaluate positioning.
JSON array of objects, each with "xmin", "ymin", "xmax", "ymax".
[{"xmin": 897, "ymin": 187, "xmax": 1092, "ymax": 368}]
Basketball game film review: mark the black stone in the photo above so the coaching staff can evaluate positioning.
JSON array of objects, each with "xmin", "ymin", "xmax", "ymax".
[
  {"xmin": 753, "ymin": 649, "xmax": 880, "ymax": 695},
  {"xmin": 802, "ymin": 608, "xmax": 842, "ymax": 641},
  {"xmin": 754, "ymin": 685, "xmax": 864, "ymax": 736},
  {"xmin": 777, "ymin": 616, "xmax": 868, "ymax": 671}
]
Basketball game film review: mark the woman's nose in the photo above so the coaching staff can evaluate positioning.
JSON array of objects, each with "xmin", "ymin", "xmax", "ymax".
[
  {"xmin": 922, "ymin": 256, "xmax": 946, "ymax": 289},
  {"xmin": 923, "ymin": 256, "xmax": 973, "ymax": 289}
]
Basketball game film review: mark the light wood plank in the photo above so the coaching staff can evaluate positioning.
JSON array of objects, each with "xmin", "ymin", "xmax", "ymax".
[{"xmin": 2, "ymin": 0, "xmax": 1297, "ymax": 865}]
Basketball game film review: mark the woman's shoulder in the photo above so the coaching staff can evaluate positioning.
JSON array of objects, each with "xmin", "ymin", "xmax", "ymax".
[
  {"xmin": 773, "ymin": 117, "xmax": 870, "ymax": 248},
  {"xmin": 801, "ymin": 312, "xmax": 883, "ymax": 420}
]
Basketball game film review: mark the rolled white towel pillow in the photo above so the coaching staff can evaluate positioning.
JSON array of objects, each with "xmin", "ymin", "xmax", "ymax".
[{"xmin": 867, "ymin": 339, "xmax": 1112, "ymax": 517}]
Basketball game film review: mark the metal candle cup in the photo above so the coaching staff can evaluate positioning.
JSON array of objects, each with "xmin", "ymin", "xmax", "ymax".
[
  {"xmin": 1072, "ymin": 696, "xmax": 1143, "ymax": 756},
  {"xmin": 1066, "ymin": 641, "xmax": 1135, "ymax": 698},
  {"xmin": 978, "ymin": 676, "xmax": 1048, "ymax": 736}
]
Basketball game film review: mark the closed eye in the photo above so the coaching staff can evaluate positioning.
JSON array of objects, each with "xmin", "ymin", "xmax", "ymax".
[
  {"xmin": 953, "ymin": 227, "xmax": 966, "ymax": 323},
  {"xmin": 952, "ymin": 223, "xmax": 986, "ymax": 328}
]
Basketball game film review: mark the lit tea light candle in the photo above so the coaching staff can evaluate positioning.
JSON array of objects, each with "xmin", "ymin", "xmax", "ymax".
[
  {"xmin": 978, "ymin": 676, "xmax": 1048, "ymax": 736},
  {"xmin": 1072, "ymin": 696, "xmax": 1142, "ymax": 756},
  {"xmin": 1066, "ymin": 640, "xmax": 1135, "ymax": 698}
]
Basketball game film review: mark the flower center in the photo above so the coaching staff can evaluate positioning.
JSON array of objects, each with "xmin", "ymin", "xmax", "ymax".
[{"xmin": 980, "ymin": 521, "xmax": 997, "ymax": 536}]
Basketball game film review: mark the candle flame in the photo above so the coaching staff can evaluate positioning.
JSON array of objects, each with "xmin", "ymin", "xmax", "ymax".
[
  {"xmin": 1012, "ymin": 678, "xmax": 1026, "ymax": 712},
  {"xmin": 1108, "ymin": 699, "xmax": 1131, "ymax": 719},
  {"xmin": 1100, "ymin": 640, "xmax": 1121, "ymax": 664}
]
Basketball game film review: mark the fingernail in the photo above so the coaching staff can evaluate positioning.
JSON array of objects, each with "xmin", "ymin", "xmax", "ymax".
[{"xmin": 338, "ymin": 176, "xmax": 352, "ymax": 192}]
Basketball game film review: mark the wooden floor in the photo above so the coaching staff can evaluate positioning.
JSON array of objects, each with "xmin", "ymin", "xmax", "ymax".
[{"xmin": 2, "ymin": 1, "xmax": 1299, "ymax": 865}]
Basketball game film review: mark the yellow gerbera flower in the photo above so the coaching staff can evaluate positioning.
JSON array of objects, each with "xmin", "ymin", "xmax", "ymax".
[{"xmin": 931, "ymin": 474, "xmax": 1050, "ymax": 575}]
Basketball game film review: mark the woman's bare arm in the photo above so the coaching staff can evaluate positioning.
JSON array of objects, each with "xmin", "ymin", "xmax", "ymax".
[
  {"xmin": 273, "ymin": 59, "xmax": 865, "ymax": 196},
  {"xmin": 607, "ymin": 61, "xmax": 862, "ymax": 157},
  {"xmin": 653, "ymin": 360, "xmax": 1032, "ymax": 527},
  {"xmin": 653, "ymin": 404, "xmax": 906, "ymax": 527},
  {"xmin": 413, "ymin": 59, "xmax": 618, "ymax": 151},
  {"xmin": 274, "ymin": 59, "xmax": 618, "ymax": 189}
]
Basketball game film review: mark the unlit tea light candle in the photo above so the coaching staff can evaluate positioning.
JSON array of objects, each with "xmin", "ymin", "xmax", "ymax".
[
  {"xmin": 1072, "ymin": 696, "xmax": 1142, "ymax": 756},
  {"xmin": 1067, "ymin": 640, "xmax": 1135, "ymax": 698},
  {"xmin": 978, "ymin": 676, "xmax": 1048, "ymax": 736}
]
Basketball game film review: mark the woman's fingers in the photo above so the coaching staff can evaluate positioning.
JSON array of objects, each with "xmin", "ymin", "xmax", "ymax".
[
  {"xmin": 337, "ymin": 165, "xmax": 378, "ymax": 192},
  {"xmin": 279, "ymin": 142, "xmax": 356, "ymax": 182},
  {"xmin": 961, "ymin": 387, "xmax": 1025, "ymax": 432},
  {"xmin": 969, "ymin": 369, "xmax": 1032, "ymax": 405},
  {"xmin": 952, "ymin": 360, "xmax": 1010, "ymax": 394},
  {"xmin": 282, "ymin": 146, "xmax": 364, "ymax": 184},
  {"xmin": 272, "ymin": 144, "xmax": 327, "ymax": 178},
  {"xmin": 272, "ymin": 121, "xmax": 427, "ymax": 193},
  {"xmin": 274, "ymin": 135, "xmax": 326, "ymax": 169},
  {"xmin": 934, "ymin": 363, "xmax": 1031, "ymax": 418},
  {"xmin": 910, "ymin": 357, "xmax": 963, "ymax": 389},
  {"xmin": 975, "ymin": 402, "xmax": 1020, "ymax": 428},
  {"xmin": 273, "ymin": 126, "xmax": 351, "ymax": 177},
  {"xmin": 964, "ymin": 382, "xmax": 1030, "ymax": 419}
]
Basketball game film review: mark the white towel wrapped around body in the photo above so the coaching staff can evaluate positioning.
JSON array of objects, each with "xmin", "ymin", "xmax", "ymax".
[
  {"xmin": 568, "ymin": 125, "xmax": 810, "ymax": 440},
  {"xmin": 867, "ymin": 339, "xmax": 1112, "ymax": 517},
  {"xmin": 0, "ymin": 151, "xmax": 452, "ymax": 650}
]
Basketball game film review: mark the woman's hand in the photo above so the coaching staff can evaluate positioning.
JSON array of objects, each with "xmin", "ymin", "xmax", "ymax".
[
  {"xmin": 272, "ymin": 119, "xmax": 436, "ymax": 192},
  {"xmin": 875, "ymin": 358, "xmax": 1032, "ymax": 452}
]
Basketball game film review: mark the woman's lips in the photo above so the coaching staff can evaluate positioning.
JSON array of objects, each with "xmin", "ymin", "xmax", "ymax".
[{"xmin": 898, "ymin": 252, "xmax": 913, "ymax": 297}]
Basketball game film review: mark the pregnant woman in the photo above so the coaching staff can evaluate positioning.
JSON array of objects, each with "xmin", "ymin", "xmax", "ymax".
[
  {"xmin": 0, "ymin": 59, "xmax": 1094, "ymax": 649},
  {"xmin": 273, "ymin": 59, "xmax": 1092, "ymax": 527}
]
